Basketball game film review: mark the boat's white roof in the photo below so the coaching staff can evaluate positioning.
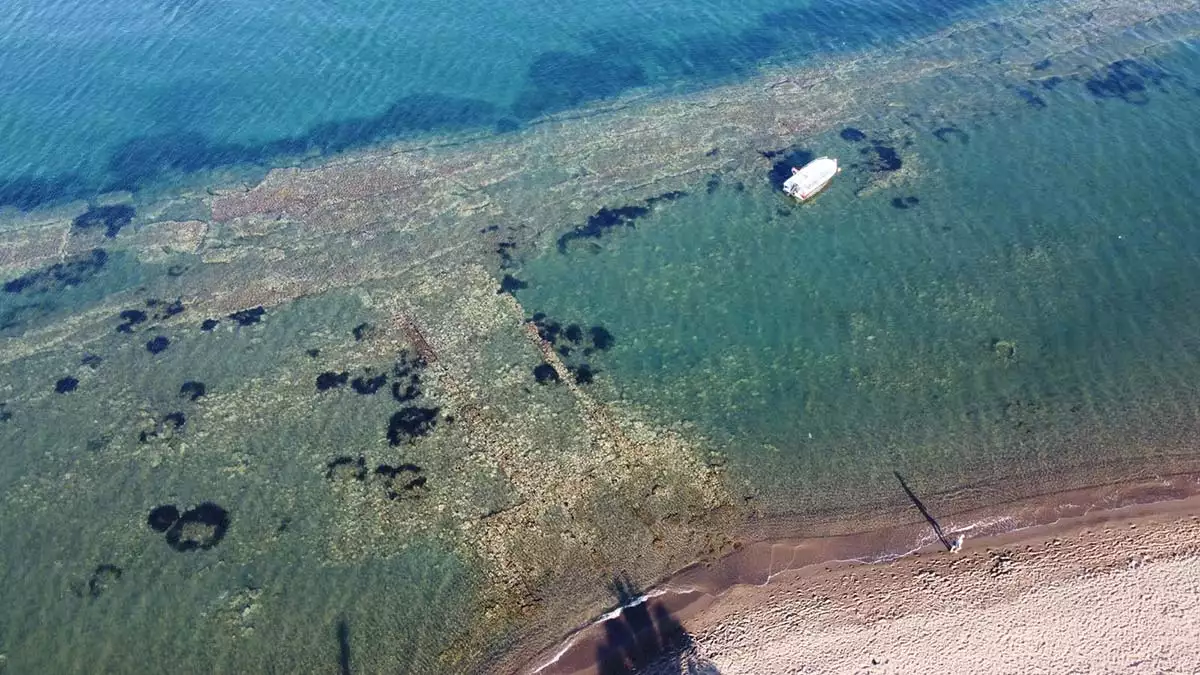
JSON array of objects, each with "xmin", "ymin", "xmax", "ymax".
[{"xmin": 783, "ymin": 156, "xmax": 838, "ymax": 197}]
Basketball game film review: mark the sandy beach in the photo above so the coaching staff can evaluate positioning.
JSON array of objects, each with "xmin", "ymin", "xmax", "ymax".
[{"xmin": 525, "ymin": 476, "xmax": 1200, "ymax": 674}]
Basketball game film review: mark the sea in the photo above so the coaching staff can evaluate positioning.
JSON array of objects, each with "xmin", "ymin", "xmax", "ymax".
[{"xmin": 1, "ymin": 0, "xmax": 1199, "ymax": 671}]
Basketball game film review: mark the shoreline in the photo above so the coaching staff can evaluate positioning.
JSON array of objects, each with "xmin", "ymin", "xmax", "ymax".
[{"xmin": 516, "ymin": 469, "xmax": 1200, "ymax": 674}]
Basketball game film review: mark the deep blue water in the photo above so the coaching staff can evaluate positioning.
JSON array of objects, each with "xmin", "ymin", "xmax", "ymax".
[{"xmin": 0, "ymin": 0, "xmax": 1002, "ymax": 210}]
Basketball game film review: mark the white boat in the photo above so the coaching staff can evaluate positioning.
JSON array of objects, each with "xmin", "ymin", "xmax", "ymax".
[{"xmin": 782, "ymin": 156, "xmax": 839, "ymax": 201}]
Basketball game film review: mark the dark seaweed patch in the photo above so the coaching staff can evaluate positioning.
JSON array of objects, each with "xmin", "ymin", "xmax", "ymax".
[
  {"xmin": 351, "ymin": 373, "xmax": 388, "ymax": 395},
  {"xmin": 557, "ymin": 204, "xmax": 648, "ymax": 252},
  {"xmin": 3, "ymin": 249, "xmax": 108, "ymax": 295},
  {"xmin": 163, "ymin": 502, "xmax": 230, "ymax": 552},
  {"xmin": 496, "ymin": 241, "xmax": 517, "ymax": 268},
  {"xmin": 839, "ymin": 127, "xmax": 867, "ymax": 142},
  {"xmin": 200, "ymin": 318, "xmax": 219, "ymax": 331},
  {"xmin": 767, "ymin": 149, "xmax": 816, "ymax": 189},
  {"xmin": 116, "ymin": 309, "xmax": 148, "ymax": 333},
  {"xmin": 705, "ymin": 175, "xmax": 721, "ymax": 194},
  {"xmin": 145, "ymin": 335, "xmax": 170, "ymax": 354},
  {"xmin": 0, "ymin": 171, "xmax": 88, "ymax": 212},
  {"xmin": 1084, "ymin": 59, "xmax": 1169, "ymax": 105},
  {"xmin": 316, "ymin": 371, "xmax": 349, "ymax": 391},
  {"xmin": 306, "ymin": 348, "xmax": 320, "ymax": 358},
  {"xmin": 139, "ymin": 411, "xmax": 188, "ymax": 443},
  {"xmin": 392, "ymin": 380, "xmax": 421, "ymax": 402},
  {"xmin": 150, "ymin": 298, "xmax": 184, "ymax": 319},
  {"xmin": 564, "ymin": 324, "xmax": 583, "ymax": 343},
  {"xmin": 932, "ymin": 126, "xmax": 969, "ymax": 144},
  {"xmin": 352, "ymin": 322, "xmax": 373, "ymax": 341},
  {"xmin": 325, "ymin": 455, "xmax": 367, "ymax": 481},
  {"xmin": 374, "ymin": 463, "xmax": 427, "ymax": 500},
  {"xmin": 228, "ymin": 306, "xmax": 265, "ymax": 326},
  {"xmin": 1032, "ymin": 58, "xmax": 1052, "ymax": 71},
  {"xmin": 645, "ymin": 190, "xmax": 687, "ymax": 205},
  {"xmin": 860, "ymin": 142, "xmax": 902, "ymax": 172},
  {"xmin": 528, "ymin": 314, "xmax": 562, "ymax": 344},
  {"xmin": 0, "ymin": 402, "xmax": 10, "ymax": 423},
  {"xmin": 179, "ymin": 381, "xmax": 206, "ymax": 401},
  {"xmin": 55, "ymin": 376, "xmax": 79, "ymax": 393},
  {"xmin": 1037, "ymin": 76, "xmax": 1064, "ymax": 91},
  {"xmin": 891, "ymin": 197, "xmax": 910, "ymax": 210},
  {"xmin": 390, "ymin": 351, "xmax": 426, "ymax": 403},
  {"xmin": 573, "ymin": 364, "xmax": 597, "ymax": 385},
  {"xmin": 147, "ymin": 504, "xmax": 181, "ymax": 532},
  {"xmin": 533, "ymin": 363, "xmax": 559, "ymax": 384},
  {"xmin": 85, "ymin": 564, "xmax": 123, "ymax": 599},
  {"xmin": 387, "ymin": 407, "xmax": 439, "ymax": 445},
  {"xmin": 81, "ymin": 354, "xmax": 102, "ymax": 370},
  {"xmin": 73, "ymin": 204, "xmax": 135, "ymax": 239},
  {"xmin": 498, "ymin": 274, "xmax": 528, "ymax": 295},
  {"xmin": 1013, "ymin": 87, "xmax": 1047, "ymax": 109},
  {"xmin": 589, "ymin": 326, "xmax": 615, "ymax": 350}
]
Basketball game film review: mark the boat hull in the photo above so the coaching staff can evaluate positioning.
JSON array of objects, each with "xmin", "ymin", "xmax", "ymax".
[{"xmin": 782, "ymin": 156, "xmax": 838, "ymax": 201}]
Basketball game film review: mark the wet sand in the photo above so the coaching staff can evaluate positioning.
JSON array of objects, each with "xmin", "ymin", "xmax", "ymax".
[{"xmin": 522, "ymin": 472, "xmax": 1200, "ymax": 674}]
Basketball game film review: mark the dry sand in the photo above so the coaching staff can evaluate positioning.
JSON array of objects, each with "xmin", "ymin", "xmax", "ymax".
[{"xmin": 526, "ymin": 481, "xmax": 1200, "ymax": 675}]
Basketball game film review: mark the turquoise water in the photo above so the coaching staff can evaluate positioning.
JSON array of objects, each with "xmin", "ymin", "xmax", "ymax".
[
  {"xmin": 0, "ymin": 0, "xmax": 1199, "ymax": 672},
  {"xmin": 517, "ymin": 44, "xmax": 1200, "ymax": 509}
]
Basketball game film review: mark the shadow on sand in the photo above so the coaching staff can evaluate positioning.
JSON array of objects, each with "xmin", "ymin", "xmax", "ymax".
[{"xmin": 596, "ymin": 574, "xmax": 721, "ymax": 675}]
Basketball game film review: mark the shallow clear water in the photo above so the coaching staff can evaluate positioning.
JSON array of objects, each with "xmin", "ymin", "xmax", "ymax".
[
  {"xmin": 0, "ymin": 0, "xmax": 1198, "ymax": 672},
  {"xmin": 516, "ymin": 44, "xmax": 1200, "ymax": 508}
]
